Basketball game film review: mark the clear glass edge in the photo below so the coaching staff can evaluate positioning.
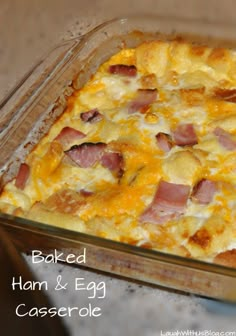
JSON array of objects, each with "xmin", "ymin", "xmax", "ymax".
[{"xmin": 0, "ymin": 38, "xmax": 81, "ymax": 110}]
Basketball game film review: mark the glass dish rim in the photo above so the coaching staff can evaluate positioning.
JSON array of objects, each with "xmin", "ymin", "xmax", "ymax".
[
  {"xmin": 3, "ymin": 13, "xmax": 236, "ymax": 109},
  {"xmin": 1, "ymin": 211, "xmax": 236, "ymax": 277}
]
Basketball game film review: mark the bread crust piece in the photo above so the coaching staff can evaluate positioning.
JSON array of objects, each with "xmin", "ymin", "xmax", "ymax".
[{"xmin": 214, "ymin": 249, "xmax": 236, "ymax": 268}]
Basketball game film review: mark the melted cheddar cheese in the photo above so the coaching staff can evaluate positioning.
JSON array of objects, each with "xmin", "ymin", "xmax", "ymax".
[{"xmin": 2, "ymin": 40, "xmax": 236, "ymax": 266}]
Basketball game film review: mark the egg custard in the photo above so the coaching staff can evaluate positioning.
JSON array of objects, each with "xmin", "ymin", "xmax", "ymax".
[{"xmin": 1, "ymin": 40, "xmax": 236, "ymax": 267}]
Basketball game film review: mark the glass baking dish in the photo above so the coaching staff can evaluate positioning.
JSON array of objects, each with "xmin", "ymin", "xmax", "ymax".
[{"xmin": 1, "ymin": 15, "xmax": 236, "ymax": 302}]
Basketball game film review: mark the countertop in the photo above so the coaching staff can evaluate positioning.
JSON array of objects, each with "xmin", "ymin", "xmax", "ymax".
[{"xmin": 1, "ymin": 1, "xmax": 236, "ymax": 335}]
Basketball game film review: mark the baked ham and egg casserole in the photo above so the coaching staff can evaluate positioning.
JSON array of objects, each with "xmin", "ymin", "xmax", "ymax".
[{"xmin": 1, "ymin": 39, "xmax": 236, "ymax": 267}]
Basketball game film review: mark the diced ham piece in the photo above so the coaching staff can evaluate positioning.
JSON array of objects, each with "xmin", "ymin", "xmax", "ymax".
[
  {"xmin": 80, "ymin": 109, "xmax": 103, "ymax": 123},
  {"xmin": 155, "ymin": 132, "xmax": 173, "ymax": 152},
  {"xmin": 65, "ymin": 142, "xmax": 107, "ymax": 168},
  {"xmin": 54, "ymin": 127, "xmax": 85, "ymax": 146},
  {"xmin": 15, "ymin": 163, "xmax": 30, "ymax": 190},
  {"xmin": 101, "ymin": 152, "xmax": 124, "ymax": 177},
  {"xmin": 129, "ymin": 89, "xmax": 157, "ymax": 113},
  {"xmin": 80, "ymin": 189, "xmax": 93, "ymax": 197},
  {"xmin": 140, "ymin": 207, "xmax": 176, "ymax": 225},
  {"xmin": 191, "ymin": 179, "xmax": 217, "ymax": 204},
  {"xmin": 140, "ymin": 180, "xmax": 190, "ymax": 225},
  {"xmin": 213, "ymin": 127, "xmax": 236, "ymax": 150},
  {"xmin": 172, "ymin": 123, "xmax": 198, "ymax": 146},
  {"xmin": 108, "ymin": 64, "xmax": 137, "ymax": 77},
  {"xmin": 65, "ymin": 142, "xmax": 125, "ymax": 176}
]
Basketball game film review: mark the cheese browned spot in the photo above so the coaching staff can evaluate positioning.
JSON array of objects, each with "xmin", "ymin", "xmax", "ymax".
[
  {"xmin": 214, "ymin": 88, "xmax": 236, "ymax": 103},
  {"xmin": 139, "ymin": 73, "xmax": 158, "ymax": 89},
  {"xmin": 180, "ymin": 87, "xmax": 205, "ymax": 106},
  {"xmin": 189, "ymin": 228, "xmax": 211, "ymax": 249}
]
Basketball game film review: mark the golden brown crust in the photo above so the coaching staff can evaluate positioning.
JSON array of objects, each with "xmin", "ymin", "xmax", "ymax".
[
  {"xmin": 208, "ymin": 48, "xmax": 227, "ymax": 62},
  {"xmin": 179, "ymin": 87, "xmax": 205, "ymax": 106},
  {"xmin": 189, "ymin": 228, "xmax": 211, "ymax": 249},
  {"xmin": 139, "ymin": 73, "xmax": 158, "ymax": 89},
  {"xmin": 44, "ymin": 189, "xmax": 87, "ymax": 215},
  {"xmin": 214, "ymin": 88, "xmax": 236, "ymax": 103},
  {"xmin": 214, "ymin": 249, "xmax": 236, "ymax": 268},
  {"xmin": 190, "ymin": 45, "xmax": 207, "ymax": 57}
]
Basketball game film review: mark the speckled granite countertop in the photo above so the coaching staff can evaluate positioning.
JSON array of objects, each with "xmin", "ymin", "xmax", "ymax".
[{"xmin": 1, "ymin": 1, "xmax": 236, "ymax": 335}]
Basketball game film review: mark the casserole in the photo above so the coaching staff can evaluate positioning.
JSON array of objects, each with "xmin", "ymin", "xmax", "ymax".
[{"xmin": 1, "ymin": 16, "xmax": 236, "ymax": 302}]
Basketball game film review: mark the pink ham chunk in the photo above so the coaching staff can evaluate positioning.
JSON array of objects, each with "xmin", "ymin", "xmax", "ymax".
[
  {"xmin": 54, "ymin": 127, "xmax": 86, "ymax": 146},
  {"xmin": 155, "ymin": 132, "xmax": 173, "ymax": 152},
  {"xmin": 108, "ymin": 64, "xmax": 137, "ymax": 77},
  {"xmin": 15, "ymin": 163, "xmax": 30, "ymax": 190},
  {"xmin": 140, "ymin": 180, "xmax": 190, "ymax": 225},
  {"xmin": 129, "ymin": 89, "xmax": 157, "ymax": 113},
  {"xmin": 80, "ymin": 109, "xmax": 103, "ymax": 123},
  {"xmin": 213, "ymin": 127, "xmax": 236, "ymax": 150},
  {"xmin": 101, "ymin": 152, "xmax": 124, "ymax": 177},
  {"xmin": 172, "ymin": 123, "xmax": 198, "ymax": 146},
  {"xmin": 65, "ymin": 142, "xmax": 124, "ymax": 176},
  {"xmin": 191, "ymin": 179, "xmax": 217, "ymax": 204},
  {"xmin": 65, "ymin": 142, "xmax": 107, "ymax": 168}
]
